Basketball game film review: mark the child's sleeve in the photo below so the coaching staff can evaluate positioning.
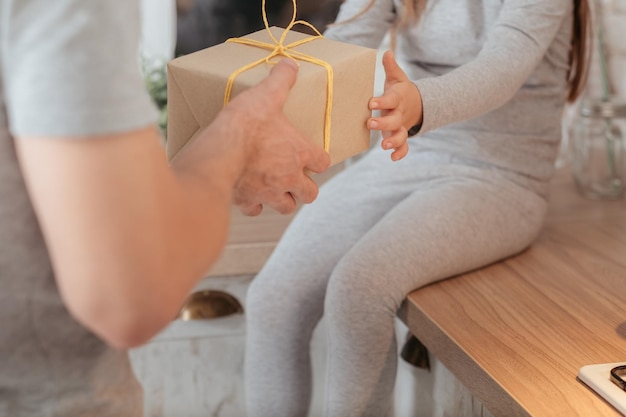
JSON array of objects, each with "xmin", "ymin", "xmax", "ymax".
[
  {"xmin": 323, "ymin": 0, "xmax": 395, "ymax": 49},
  {"xmin": 414, "ymin": 0, "xmax": 573, "ymax": 136}
]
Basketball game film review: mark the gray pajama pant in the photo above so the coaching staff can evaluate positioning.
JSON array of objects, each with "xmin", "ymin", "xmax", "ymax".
[{"xmin": 244, "ymin": 142, "xmax": 549, "ymax": 417}]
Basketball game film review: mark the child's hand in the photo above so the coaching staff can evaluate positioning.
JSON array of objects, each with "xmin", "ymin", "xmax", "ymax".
[{"xmin": 368, "ymin": 51, "xmax": 423, "ymax": 161}]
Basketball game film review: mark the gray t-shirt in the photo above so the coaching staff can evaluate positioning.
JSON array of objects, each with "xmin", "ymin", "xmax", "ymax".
[
  {"xmin": 1, "ymin": 1, "xmax": 157, "ymax": 415},
  {"xmin": 325, "ymin": 0, "xmax": 573, "ymax": 196}
]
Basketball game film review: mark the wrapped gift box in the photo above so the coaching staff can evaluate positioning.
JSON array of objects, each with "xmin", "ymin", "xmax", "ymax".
[{"xmin": 166, "ymin": 26, "xmax": 377, "ymax": 166}]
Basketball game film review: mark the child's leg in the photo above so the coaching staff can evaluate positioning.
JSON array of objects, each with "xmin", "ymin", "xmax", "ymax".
[
  {"xmin": 323, "ymin": 171, "xmax": 547, "ymax": 417},
  {"xmin": 245, "ymin": 154, "xmax": 417, "ymax": 417}
]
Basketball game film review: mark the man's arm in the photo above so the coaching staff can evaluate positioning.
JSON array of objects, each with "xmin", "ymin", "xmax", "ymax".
[{"xmin": 16, "ymin": 60, "xmax": 329, "ymax": 349}]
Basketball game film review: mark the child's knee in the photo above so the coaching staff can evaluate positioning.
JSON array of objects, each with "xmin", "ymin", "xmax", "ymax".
[{"xmin": 325, "ymin": 259, "xmax": 403, "ymax": 322}]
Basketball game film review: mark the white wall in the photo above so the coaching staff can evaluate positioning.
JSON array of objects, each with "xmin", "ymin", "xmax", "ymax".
[
  {"xmin": 140, "ymin": 0, "xmax": 177, "ymax": 62},
  {"xmin": 586, "ymin": 0, "xmax": 626, "ymax": 97},
  {"xmin": 603, "ymin": 0, "xmax": 626, "ymax": 97}
]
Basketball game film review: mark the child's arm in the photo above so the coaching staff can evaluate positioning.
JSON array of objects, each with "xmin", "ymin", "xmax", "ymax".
[
  {"xmin": 367, "ymin": 51, "xmax": 423, "ymax": 161},
  {"xmin": 324, "ymin": 0, "xmax": 395, "ymax": 49},
  {"xmin": 412, "ymin": 0, "xmax": 572, "ymax": 136}
]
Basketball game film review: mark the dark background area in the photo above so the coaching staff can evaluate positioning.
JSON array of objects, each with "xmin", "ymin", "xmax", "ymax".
[{"xmin": 175, "ymin": 0, "xmax": 344, "ymax": 56}]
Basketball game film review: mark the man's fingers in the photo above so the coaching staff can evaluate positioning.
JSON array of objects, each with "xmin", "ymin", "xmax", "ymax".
[
  {"xmin": 266, "ymin": 192, "xmax": 298, "ymax": 215},
  {"xmin": 233, "ymin": 190, "xmax": 264, "ymax": 216},
  {"xmin": 288, "ymin": 174, "xmax": 320, "ymax": 205},
  {"xmin": 239, "ymin": 203, "xmax": 264, "ymax": 217},
  {"xmin": 257, "ymin": 59, "xmax": 299, "ymax": 106},
  {"xmin": 304, "ymin": 146, "xmax": 331, "ymax": 174}
]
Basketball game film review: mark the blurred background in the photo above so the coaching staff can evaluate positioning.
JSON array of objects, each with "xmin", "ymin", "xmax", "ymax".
[
  {"xmin": 175, "ymin": 0, "xmax": 343, "ymax": 56},
  {"xmin": 139, "ymin": 0, "xmax": 345, "ymax": 135}
]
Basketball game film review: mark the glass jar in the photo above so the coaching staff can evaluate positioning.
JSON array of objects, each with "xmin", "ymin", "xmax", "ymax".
[{"xmin": 570, "ymin": 99, "xmax": 626, "ymax": 200}]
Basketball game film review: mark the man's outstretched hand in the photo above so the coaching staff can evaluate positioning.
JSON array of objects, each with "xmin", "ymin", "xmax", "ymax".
[{"xmin": 225, "ymin": 59, "xmax": 330, "ymax": 215}]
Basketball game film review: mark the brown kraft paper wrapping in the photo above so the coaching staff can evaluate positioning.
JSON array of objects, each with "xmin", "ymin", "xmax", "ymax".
[{"xmin": 166, "ymin": 26, "xmax": 377, "ymax": 166}]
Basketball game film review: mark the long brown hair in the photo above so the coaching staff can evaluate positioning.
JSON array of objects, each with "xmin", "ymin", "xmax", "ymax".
[
  {"xmin": 332, "ymin": 0, "xmax": 591, "ymax": 103},
  {"xmin": 569, "ymin": 0, "xmax": 591, "ymax": 102}
]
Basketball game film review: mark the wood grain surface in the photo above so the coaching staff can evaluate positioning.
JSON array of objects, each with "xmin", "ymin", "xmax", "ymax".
[{"xmin": 400, "ymin": 168, "xmax": 626, "ymax": 417}]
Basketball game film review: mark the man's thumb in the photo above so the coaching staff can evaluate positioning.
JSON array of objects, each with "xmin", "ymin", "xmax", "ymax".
[{"xmin": 260, "ymin": 58, "xmax": 299, "ymax": 105}]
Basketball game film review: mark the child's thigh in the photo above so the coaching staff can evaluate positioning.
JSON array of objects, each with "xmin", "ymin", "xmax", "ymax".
[
  {"xmin": 258, "ymin": 155, "xmax": 420, "ymax": 281},
  {"xmin": 331, "ymin": 173, "xmax": 548, "ymax": 307},
  {"xmin": 247, "ymin": 157, "xmax": 416, "ymax": 313}
]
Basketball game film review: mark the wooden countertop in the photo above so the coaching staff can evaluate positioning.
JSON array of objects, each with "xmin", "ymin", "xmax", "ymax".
[{"xmin": 399, "ymin": 167, "xmax": 626, "ymax": 417}]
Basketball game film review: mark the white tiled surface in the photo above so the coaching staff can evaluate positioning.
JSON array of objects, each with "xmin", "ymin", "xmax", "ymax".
[
  {"xmin": 129, "ymin": 274, "xmax": 328, "ymax": 417},
  {"xmin": 129, "ymin": 276, "xmax": 251, "ymax": 417},
  {"xmin": 129, "ymin": 275, "xmax": 494, "ymax": 417}
]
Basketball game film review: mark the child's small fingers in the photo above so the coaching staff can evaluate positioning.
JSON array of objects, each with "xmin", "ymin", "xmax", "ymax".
[
  {"xmin": 368, "ymin": 112, "xmax": 403, "ymax": 131},
  {"xmin": 381, "ymin": 129, "xmax": 408, "ymax": 151},
  {"xmin": 391, "ymin": 142, "xmax": 410, "ymax": 161},
  {"xmin": 369, "ymin": 93, "xmax": 399, "ymax": 111}
]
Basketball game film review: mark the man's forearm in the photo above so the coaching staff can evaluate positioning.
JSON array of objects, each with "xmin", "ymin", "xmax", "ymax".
[{"xmin": 16, "ymin": 125, "xmax": 242, "ymax": 348}]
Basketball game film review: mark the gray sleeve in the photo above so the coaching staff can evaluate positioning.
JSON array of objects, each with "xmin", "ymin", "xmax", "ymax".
[
  {"xmin": 2, "ymin": 0, "xmax": 158, "ymax": 137},
  {"xmin": 414, "ymin": 0, "xmax": 572, "ymax": 135},
  {"xmin": 323, "ymin": 0, "xmax": 395, "ymax": 49}
]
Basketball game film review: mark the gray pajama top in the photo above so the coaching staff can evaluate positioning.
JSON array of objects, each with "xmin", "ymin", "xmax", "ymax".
[{"xmin": 324, "ymin": 0, "xmax": 574, "ymax": 194}]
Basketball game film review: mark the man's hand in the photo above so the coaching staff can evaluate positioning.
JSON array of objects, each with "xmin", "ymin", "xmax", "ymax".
[
  {"xmin": 223, "ymin": 59, "xmax": 330, "ymax": 215},
  {"xmin": 367, "ymin": 51, "xmax": 423, "ymax": 161}
]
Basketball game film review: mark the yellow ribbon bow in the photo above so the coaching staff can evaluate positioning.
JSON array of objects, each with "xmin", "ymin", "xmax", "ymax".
[{"xmin": 224, "ymin": 0, "xmax": 334, "ymax": 152}]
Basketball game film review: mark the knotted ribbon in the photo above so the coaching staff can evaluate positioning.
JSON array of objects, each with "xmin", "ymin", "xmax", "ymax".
[{"xmin": 224, "ymin": 0, "xmax": 334, "ymax": 152}]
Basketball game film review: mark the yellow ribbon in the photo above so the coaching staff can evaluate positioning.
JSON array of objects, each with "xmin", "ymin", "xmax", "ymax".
[{"xmin": 224, "ymin": 0, "xmax": 334, "ymax": 153}]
